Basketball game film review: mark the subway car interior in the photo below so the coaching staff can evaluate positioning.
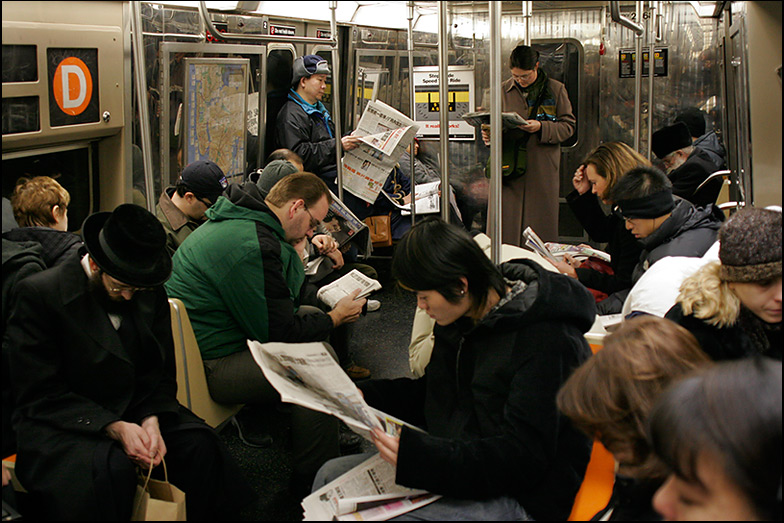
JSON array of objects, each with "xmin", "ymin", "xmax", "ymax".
[{"xmin": 2, "ymin": 1, "xmax": 781, "ymax": 520}]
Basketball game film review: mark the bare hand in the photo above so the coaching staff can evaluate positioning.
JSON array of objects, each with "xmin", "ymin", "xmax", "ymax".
[
  {"xmin": 312, "ymin": 234, "xmax": 338, "ymax": 254},
  {"xmin": 481, "ymin": 128, "xmax": 491, "ymax": 146},
  {"xmin": 105, "ymin": 420, "xmax": 157, "ymax": 467},
  {"xmin": 325, "ymin": 248, "xmax": 344, "ymax": 270},
  {"xmin": 141, "ymin": 416, "xmax": 167, "ymax": 467},
  {"xmin": 572, "ymin": 164, "xmax": 590, "ymax": 195},
  {"xmin": 2, "ymin": 463, "xmax": 10, "ymax": 487},
  {"xmin": 341, "ymin": 135, "xmax": 361, "ymax": 151},
  {"xmin": 519, "ymin": 119, "xmax": 542, "ymax": 133},
  {"xmin": 371, "ymin": 428, "xmax": 400, "ymax": 467},
  {"xmin": 328, "ymin": 289, "xmax": 366, "ymax": 326},
  {"xmin": 550, "ymin": 258, "xmax": 578, "ymax": 279}
]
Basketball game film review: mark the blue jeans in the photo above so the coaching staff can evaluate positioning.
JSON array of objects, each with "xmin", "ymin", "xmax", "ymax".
[{"xmin": 313, "ymin": 453, "xmax": 533, "ymax": 521}]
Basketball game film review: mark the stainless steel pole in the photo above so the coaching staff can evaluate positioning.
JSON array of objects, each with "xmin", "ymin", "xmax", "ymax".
[
  {"xmin": 131, "ymin": 1, "xmax": 156, "ymax": 211},
  {"xmin": 407, "ymin": 2, "xmax": 417, "ymax": 227},
  {"xmin": 489, "ymin": 1, "xmax": 503, "ymax": 263},
  {"xmin": 646, "ymin": 1, "xmax": 656, "ymax": 161},
  {"xmin": 437, "ymin": 1, "xmax": 450, "ymax": 221},
  {"xmin": 634, "ymin": 0, "xmax": 643, "ymax": 152},
  {"xmin": 329, "ymin": 2, "xmax": 344, "ymax": 199}
]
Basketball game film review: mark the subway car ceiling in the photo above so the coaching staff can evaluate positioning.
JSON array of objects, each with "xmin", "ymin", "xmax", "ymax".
[{"xmin": 2, "ymin": 1, "xmax": 781, "ymax": 239}]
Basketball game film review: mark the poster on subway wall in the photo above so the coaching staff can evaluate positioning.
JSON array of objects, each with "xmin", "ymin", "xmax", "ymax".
[{"xmin": 412, "ymin": 66, "xmax": 475, "ymax": 140}]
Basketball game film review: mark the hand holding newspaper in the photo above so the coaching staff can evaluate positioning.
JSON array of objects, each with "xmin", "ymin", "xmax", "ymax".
[
  {"xmin": 461, "ymin": 111, "xmax": 530, "ymax": 130},
  {"xmin": 316, "ymin": 269, "xmax": 382, "ymax": 309}
]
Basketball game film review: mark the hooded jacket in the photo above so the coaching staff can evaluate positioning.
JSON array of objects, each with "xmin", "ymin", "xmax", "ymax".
[
  {"xmin": 2, "ymin": 226, "xmax": 82, "ymax": 268},
  {"xmin": 165, "ymin": 182, "xmax": 333, "ymax": 360},
  {"xmin": 360, "ymin": 260, "xmax": 596, "ymax": 520}
]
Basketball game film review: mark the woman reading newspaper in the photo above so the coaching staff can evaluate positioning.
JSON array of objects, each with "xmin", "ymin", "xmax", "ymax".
[{"xmin": 313, "ymin": 218, "xmax": 596, "ymax": 520}]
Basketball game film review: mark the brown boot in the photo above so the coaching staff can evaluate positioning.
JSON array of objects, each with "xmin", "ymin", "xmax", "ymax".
[{"xmin": 345, "ymin": 364, "xmax": 371, "ymax": 380}]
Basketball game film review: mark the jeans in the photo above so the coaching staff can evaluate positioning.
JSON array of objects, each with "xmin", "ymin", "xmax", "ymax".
[{"xmin": 313, "ymin": 453, "xmax": 533, "ymax": 521}]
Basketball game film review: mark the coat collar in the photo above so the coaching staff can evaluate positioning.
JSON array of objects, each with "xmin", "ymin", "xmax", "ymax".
[{"xmin": 158, "ymin": 187, "xmax": 197, "ymax": 231}]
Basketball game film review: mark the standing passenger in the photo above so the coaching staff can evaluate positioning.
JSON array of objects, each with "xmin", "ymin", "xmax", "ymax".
[
  {"xmin": 6, "ymin": 204, "xmax": 253, "ymax": 520},
  {"xmin": 155, "ymin": 159, "xmax": 228, "ymax": 256},
  {"xmin": 482, "ymin": 44, "xmax": 576, "ymax": 244},
  {"xmin": 314, "ymin": 218, "xmax": 596, "ymax": 520}
]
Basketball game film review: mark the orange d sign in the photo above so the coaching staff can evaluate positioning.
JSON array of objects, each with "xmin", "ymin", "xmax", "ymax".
[{"xmin": 52, "ymin": 57, "xmax": 93, "ymax": 116}]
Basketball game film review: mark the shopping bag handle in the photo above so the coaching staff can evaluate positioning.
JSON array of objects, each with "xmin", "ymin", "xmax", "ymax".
[{"xmin": 140, "ymin": 455, "xmax": 168, "ymax": 491}]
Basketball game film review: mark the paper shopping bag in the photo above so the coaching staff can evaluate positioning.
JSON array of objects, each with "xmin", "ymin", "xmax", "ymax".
[{"xmin": 131, "ymin": 457, "xmax": 186, "ymax": 521}]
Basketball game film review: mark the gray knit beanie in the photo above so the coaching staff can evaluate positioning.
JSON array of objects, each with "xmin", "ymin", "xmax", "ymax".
[
  {"xmin": 257, "ymin": 160, "xmax": 299, "ymax": 198},
  {"xmin": 719, "ymin": 207, "xmax": 782, "ymax": 282}
]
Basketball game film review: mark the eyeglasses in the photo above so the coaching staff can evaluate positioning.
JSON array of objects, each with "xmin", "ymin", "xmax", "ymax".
[
  {"xmin": 303, "ymin": 204, "xmax": 321, "ymax": 230},
  {"xmin": 512, "ymin": 70, "xmax": 537, "ymax": 82},
  {"xmin": 104, "ymin": 274, "xmax": 151, "ymax": 294}
]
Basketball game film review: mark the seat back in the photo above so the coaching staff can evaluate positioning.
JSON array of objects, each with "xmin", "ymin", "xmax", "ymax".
[
  {"xmin": 567, "ymin": 336, "xmax": 616, "ymax": 521},
  {"xmin": 692, "ymin": 169, "xmax": 731, "ymax": 208},
  {"xmin": 168, "ymin": 298, "xmax": 242, "ymax": 429}
]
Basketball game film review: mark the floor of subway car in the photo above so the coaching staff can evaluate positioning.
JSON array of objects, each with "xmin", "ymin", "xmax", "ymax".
[{"xmin": 222, "ymin": 253, "xmax": 418, "ymax": 520}]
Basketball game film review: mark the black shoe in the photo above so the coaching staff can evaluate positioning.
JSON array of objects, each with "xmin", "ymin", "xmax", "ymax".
[
  {"xmin": 338, "ymin": 427, "xmax": 364, "ymax": 455},
  {"xmin": 230, "ymin": 415, "xmax": 273, "ymax": 448}
]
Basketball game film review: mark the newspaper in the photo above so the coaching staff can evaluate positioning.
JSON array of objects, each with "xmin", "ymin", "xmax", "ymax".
[
  {"xmin": 544, "ymin": 242, "xmax": 612, "ymax": 263},
  {"xmin": 461, "ymin": 111, "xmax": 530, "ymax": 130},
  {"xmin": 380, "ymin": 181, "xmax": 441, "ymax": 215},
  {"xmin": 342, "ymin": 100, "xmax": 420, "ymax": 204},
  {"xmin": 316, "ymin": 269, "xmax": 382, "ymax": 309},
  {"xmin": 248, "ymin": 341, "xmax": 422, "ymax": 440},
  {"xmin": 302, "ymin": 454, "xmax": 441, "ymax": 521},
  {"xmin": 523, "ymin": 227, "xmax": 558, "ymax": 264}
]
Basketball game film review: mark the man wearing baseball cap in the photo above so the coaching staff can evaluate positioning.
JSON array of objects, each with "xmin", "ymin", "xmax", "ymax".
[
  {"xmin": 275, "ymin": 55, "xmax": 361, "ymax": 193},
  {"xmin": 155, "ymin": 159, "xmax": 228, "ymax": 255}
]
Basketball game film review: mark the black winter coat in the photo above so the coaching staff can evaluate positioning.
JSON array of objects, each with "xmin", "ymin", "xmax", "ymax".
[
  {"xmin": 669, "ymin": 147, "xmax": 721, "ymax": 207},
  {"xmin": 275, "ymin": 99, "xmax": 338, "ymax": 179},
  {"xmin": 360, "ymin": 260, "xmax": 596, "ymax": 520},
  {"xmin": 666, "ymin": 303, "xmax": 782, "ymax": 362},
  {"xmin": 566, "ymin": 190, "xmax": 643, "ymax": 294}
]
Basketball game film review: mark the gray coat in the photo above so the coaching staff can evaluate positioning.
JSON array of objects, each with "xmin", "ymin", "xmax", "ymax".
[{"xmin": 501, "ymin": 76, "xmax": 575, "ymax": 245}]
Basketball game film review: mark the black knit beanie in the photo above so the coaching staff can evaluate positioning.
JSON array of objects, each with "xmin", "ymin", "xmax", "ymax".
[{"xmin": 719, "ymin": 208, "xmax": 782, "ymax": 282}]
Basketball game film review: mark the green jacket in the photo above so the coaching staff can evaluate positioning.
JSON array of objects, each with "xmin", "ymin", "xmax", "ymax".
[{"xmin": 165, "ymin": 182, "xmax": 333, "ymax": 360}]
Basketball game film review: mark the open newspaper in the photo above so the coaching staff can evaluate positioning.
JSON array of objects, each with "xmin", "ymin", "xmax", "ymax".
[
  {"xmin": 305, "ymin": 190, "xmax": 373, "ymax": 276},
  {"xmin": 461, "ymin": 111, "xmax": 530, "ymax": 130},
  {"xmin": 302, "ymin": 454, "xmax": 441, "ymax": 521},
  {"xmin": 342, "ymin": 100, "xmax": 420, "ymax": 204},
  {"xmin": 316, "ymin": 269, "xmax": 382, "ymax": 309},
  {"xmin": 544, "ymin": 242, "xmax": 611, "ymax": 263}
]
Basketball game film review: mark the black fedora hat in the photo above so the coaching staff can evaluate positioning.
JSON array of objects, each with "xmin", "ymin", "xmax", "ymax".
[{"xmin": 82, "ymin": 204, "xmax": 172, "ymax": 287}]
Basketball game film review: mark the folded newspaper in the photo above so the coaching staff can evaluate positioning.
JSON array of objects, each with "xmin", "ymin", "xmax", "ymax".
[
  {"xmin": 302, "ymin": 454, "xmax": 441, "ymax": 521},
  {"xmin": 522, "ymin": 227, "xmax": 558, "ymax": 264},
  {"xmin": 544, "ymin": 242, "xmax": 611, "ymax": 263},
  {"xmin": 316, "ymin": 269, "xmax": 382, "ymax": 309},
  {"xmin": 461, "ymin": 111, "xmax": 530, "ymax": 130},
  {"xmin": 342, "ymin": 100, "xmax": 420, "ymax": 204}
]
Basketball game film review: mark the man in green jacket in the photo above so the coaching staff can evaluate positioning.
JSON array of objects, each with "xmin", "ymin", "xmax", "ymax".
[
  {"xmin": 165, "ymin": 172, "xmax": 365, "ymax": 491},
  {"xmin": 155, "ymin": 160, "xmax": 228, "ymax": 256}
]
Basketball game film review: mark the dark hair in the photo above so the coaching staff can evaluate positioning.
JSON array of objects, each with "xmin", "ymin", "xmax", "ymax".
[
  {"xmin": 267, "ymin": 148, "xmax": 303, "ymax": 167},
  {"xmin": 674, "ymin": 107, "xmax": 706, "ymax": 139},
  {"xmin": 608, "ymin": 165, "xmax": 672, "ymax": 202},
  {"xmin": 509, "ymin": 45, "xmax": 539, "ymax": 70},
  {"xmin": 557, "ymin": 316, "xmax": 711, "ymax": 480},
  {"xmin": 265, "ymin": 171, "xmax": 331, "ymax": 208},
  {"xmin": 648, "ymin": 357, "xmax": 782, "ymax": 521},
  {"xmin": 391, "ymin": 218, "xmax": 506, "ymax": 317}
]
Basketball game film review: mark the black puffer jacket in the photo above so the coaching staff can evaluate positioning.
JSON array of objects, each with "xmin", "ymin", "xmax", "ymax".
[
  {"xmin": 275, "ymin": 98, "xmax": 338, "ymax": 179},
  {"xmin": 360, "ymin": 260, "xmax": 596, "ymax": 520}
]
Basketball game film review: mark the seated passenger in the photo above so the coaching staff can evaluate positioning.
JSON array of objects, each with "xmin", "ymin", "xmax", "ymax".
[
  {"xmin": 313, "ymin": 218, "xmax": 596, "ymax": 520},
  {"xmin": 648, "ymin": 357, "xmax": 782, "ymax": 521},
  {"xmin": 555, "ymin": 142, "xmax": 648, "ymax": 301},
  {"xmin": 6, "ymin": 204, "xmax": 253, "ymax": 520},
  {"xmin": 155, "ymin": 160, "xmax": 228, "ymax": 256},
  {"xmin": 598, "ymin": 166, "xmax": 723, "ymax": 314},
  {"xmin": 674, "ymin": 107, "xmax": 726, "ymax": 171},
  {"xmin": 4, "ymin": 176, "xmax": 82, "ymax": 266},
  {"xmin": 652, "ymin": 122, "xmax": 719, "ymax": 207},
  {"xmin": 165, "ymin": 173, "xmax": 365, "ymax": 490},
  {"xmin": 557, "ymin": 315, "xmax": 712, "ymax": 520},
  {"xmin": 267, "ymin": 148, "xmax": 305, "ymax": 171},
  {"xmin": 665, "ymin": 207, "xmax": 781, "ymax": 361}
]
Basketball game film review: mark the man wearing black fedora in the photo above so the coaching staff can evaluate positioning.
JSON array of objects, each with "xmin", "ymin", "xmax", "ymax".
[
  {"xmin": 6, "ymin": 204, "xmax": 253, "ymax": 520},
  {"xmin": 651, "ymin": 121, "xmax": 720, "ymax": 207}
]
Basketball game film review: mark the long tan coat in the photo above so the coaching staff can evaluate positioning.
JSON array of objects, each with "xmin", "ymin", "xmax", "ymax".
[{"xmin": 500, "ymin": 76, "xmax": 575, "ymax": 245}]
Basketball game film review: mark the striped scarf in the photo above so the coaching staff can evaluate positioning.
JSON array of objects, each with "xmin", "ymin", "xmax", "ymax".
[{"xmin": 519, "ymin": 68, "xmax": 557, "ymax": 123}]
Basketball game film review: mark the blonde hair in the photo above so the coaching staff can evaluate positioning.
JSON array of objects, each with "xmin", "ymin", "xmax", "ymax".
[
  {"xmin": 676, "ymin": 261, "xmax": 741, "ymax": 327},
  {"xmin": 11, "ymin": 176, "xmax": 70, "ymax": 228}
]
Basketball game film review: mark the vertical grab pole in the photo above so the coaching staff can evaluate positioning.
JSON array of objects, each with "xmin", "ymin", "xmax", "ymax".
[
  {"xmin": 646, "ymin": 1, "xmax": 657, "ymax": 161},
  {"xmin": 407, "ymin": 2, "xmax": 417, "ymax": 227},
  {"xmin": 489, "ymin": 1, "xmax": 503, "ymax": 263},
  {"xmin": 633, "ymin": 0, "xmax": 643, "ymax": 152},
  {"xmin": 131, "ymin": 1, "xmax": 156, "ymax": 211},
  {"xmin": 329, "ymin": 2, "xmax": 344, "ymax": 200},
  {"xmin": 437, "ymin": 1, "xmax": 450, "ymax": 222}
]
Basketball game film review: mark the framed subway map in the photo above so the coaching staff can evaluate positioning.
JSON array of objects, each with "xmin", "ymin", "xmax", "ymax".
[{"xmin": 183, "ymin": 58, "xmax": 249, "ymax": 177}]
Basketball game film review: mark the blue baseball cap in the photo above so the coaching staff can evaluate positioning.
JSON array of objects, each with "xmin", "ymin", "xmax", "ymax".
[
  {"xmin": 292, "ymin": 55, "xmax": 331, "ymax": 87},
  {"xmin": 179, "ymin": 160, "xmax": 228, "ymax": 205}
]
